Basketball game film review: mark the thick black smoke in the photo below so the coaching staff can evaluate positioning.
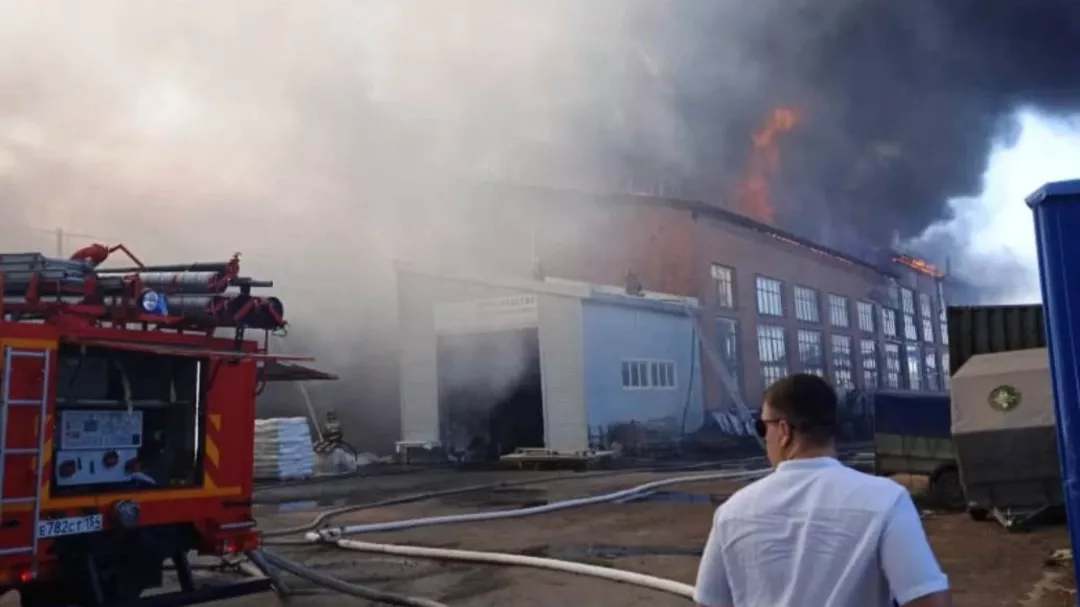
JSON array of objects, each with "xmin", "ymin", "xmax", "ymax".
[{"xmin": 623, "ymin": 1, "xmax": 1080, "ymax": 256}]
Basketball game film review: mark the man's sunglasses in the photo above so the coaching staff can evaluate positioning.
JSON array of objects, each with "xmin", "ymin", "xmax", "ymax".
[{"xmin": 754, "ymin": 417, "xmax": 784, "ymax": 438}]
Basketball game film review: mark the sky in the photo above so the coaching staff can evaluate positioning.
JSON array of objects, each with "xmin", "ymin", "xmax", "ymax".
[{"xmin": 915, "ymin": 109, "xmax": 1080, "ymax": 304}]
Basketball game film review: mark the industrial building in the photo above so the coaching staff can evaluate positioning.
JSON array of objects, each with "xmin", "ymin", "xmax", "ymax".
[
  {"xmin": 396, "ymin": 264, "xmax": 704, "ymax": 455},
  {"xmin": 397, "ymin": 183, "xmax": 953, "ymax": 453},
  {"xmin": 467, "ymin": 186, "xmax": 948, "ymax": 388}
]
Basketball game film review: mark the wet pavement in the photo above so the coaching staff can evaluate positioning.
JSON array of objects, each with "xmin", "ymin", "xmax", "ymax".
[{"xmin": 209, "ymin": 451, "xmax": 1075, "ymax": 607}]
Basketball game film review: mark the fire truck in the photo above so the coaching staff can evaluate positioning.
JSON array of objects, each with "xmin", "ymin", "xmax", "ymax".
[{"xmin": 0, "ymin": 243, "xmax": 320, "ymax": 606}]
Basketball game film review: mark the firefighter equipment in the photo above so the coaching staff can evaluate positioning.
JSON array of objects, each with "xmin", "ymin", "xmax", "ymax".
[{"xmin": 0, "ymin": 243, "xmax": 318, "ymax": 606}]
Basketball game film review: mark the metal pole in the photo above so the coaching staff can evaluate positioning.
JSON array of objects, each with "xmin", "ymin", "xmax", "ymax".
[
  {"xmin": 1027, "ymin": 179, "xmax": 1080, "ymax": 600},
  {"xmin": 55, "ymin": 228, "xmax": 63, "ymax": 257}
]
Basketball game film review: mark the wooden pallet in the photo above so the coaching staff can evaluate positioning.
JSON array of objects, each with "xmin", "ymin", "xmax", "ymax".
[{"xmin": 499, "ymin": 448, "xmax": 616, "ymax": 470}]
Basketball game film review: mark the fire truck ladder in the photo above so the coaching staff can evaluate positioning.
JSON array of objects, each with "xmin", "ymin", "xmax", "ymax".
[{"xmin": 0, "ymin": 346, "xmax": 51, "ymax": 576}]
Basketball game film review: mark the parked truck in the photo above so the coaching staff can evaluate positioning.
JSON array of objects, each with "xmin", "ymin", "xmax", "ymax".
[
  {"xmin": 948, "ymin": 304, "xmax": 1063, "ymax": 531},
  {"xmin": 869, "ymin": 390, "xmax": 962, "ymax": 510}
]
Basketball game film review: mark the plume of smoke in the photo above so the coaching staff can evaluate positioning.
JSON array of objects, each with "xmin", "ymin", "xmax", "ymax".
[
  {"xmin": 0, "ymin": 1, "xmax": 687, "ymax": 450},
  {"xmin": 908, "ymin": 109, "xmax": 1080, "ymax": 305},
  {"xmin": 641, "ymin": 1, "xmax": 1080, "ymax": 256},
  {"xmin": 4, "ymin": 1, "xmax": 1080, "ymax": 449}
]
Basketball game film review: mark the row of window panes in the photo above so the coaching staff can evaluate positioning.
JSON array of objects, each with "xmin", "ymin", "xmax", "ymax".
[
  {"xmin": 713, "ymin": 264, "xmax": 948, "ymax": 345},
  {"xmin": 758, "ymin": 277, "xmax": 878, "ymax": 334},
  {"xmin": 621, "ymin": 360, "xmax": 677, "ymax": 389},
  {"xmin": 714, "ymin": 265, "xmax": 946, "ymax": 323},
  {"xmin": 882, "ymin": 306, "xmax": 948, "ymax": 345},
  {"xmin": 759, "ymin": 324, "xmax": 949, "ymax": 392}
]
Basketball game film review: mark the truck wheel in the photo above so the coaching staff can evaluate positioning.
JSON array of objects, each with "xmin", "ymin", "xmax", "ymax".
[{"xmin": 929, "ymin": 466, "xmax": 966, "ymax": 511}]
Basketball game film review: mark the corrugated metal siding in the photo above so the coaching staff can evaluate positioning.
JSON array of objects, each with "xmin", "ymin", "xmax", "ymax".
[
  {"xmin": 947, "ymin": 305, "xmax": 1046, "ymax": 376},
  {"xmin": 537, "ymin": 294, "xmax": 588, "ymax": 451}
]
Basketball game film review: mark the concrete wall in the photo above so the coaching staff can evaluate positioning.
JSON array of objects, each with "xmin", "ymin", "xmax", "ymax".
[{"xmin": 581, "ymin": 299, "xmax": 704, "ymax": 449}]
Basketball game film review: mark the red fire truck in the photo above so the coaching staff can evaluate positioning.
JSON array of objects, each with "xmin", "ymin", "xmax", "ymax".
[{"xmin": 0, "ymin": 243, "xmax": 320, "ymax": 606}]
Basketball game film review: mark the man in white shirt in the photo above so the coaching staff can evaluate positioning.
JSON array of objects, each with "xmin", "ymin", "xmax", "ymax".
[{"xmin": 694, "ymin": 374, "xmax": 951, "ymax": 607}]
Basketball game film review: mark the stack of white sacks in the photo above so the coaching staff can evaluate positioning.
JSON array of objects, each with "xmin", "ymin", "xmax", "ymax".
[{"xmin": 253, "ymin": 417, "xmax": 316, "ymax": 481}]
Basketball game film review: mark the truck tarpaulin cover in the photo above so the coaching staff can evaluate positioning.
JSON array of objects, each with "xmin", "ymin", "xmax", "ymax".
[{"xmin": 871, "ymin": 391, "xmax": 952, "ymax": 439}]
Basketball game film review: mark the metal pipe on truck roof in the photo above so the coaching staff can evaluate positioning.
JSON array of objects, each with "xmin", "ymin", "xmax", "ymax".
[{"xmin": 1026, "ymin": 178, "xmax": 1080, "ymax": 594}]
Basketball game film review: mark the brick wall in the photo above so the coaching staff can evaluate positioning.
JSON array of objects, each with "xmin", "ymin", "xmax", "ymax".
[{"xmin": 534, "ymin": 202, "xmax": 697, "ymax": 297}]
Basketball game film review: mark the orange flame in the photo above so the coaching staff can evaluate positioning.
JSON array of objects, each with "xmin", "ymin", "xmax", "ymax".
[
  {"xmin": 736, "ymin": 107, "xmax": 802, "ymax": 223},
  {"xmin": 892, "ymin": 254, "xmax": 945, "ymax": 278}
]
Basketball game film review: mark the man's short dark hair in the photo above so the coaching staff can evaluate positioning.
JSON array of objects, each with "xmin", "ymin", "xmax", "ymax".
[{"xmin": 763, "ymin": 373, "xmax": 838, "ymax": 445}]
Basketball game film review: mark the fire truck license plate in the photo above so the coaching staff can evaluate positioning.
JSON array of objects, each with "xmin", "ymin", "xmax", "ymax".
[{"xmin": 37, "ymin": 515, "xmax": 104, "ymax": 539}]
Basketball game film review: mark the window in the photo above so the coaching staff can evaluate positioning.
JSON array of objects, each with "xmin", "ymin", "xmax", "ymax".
[
  {"xmin": 757, "ymin": 325, "xmax": 789, "ymax": 386},
  {"xmin": 711, "ymin": 264, "xmax": 735, "ymax": 309},
  {"xmin": 716, "ymin": 318, "xmax": 742, "ymax": 399},
  {"xmin": 794, "ymin": 286, "xmax": 821, "ymax": 323},
  {"xmin": 901, "ymin": 288, "xmax": 915, "ymax": 315},
  {"xmin": 831, "ymin": 335, "xmax": 854, "ymax": 390},
  {"xmin": 828, "ymin": 294, "xmax": 850, "ymax": 328},
  {"xmin": 924, "ymin": 351, "xmax": 939, "ymax": 391},
  {"xmin": 860, "ymin": 339, "xmax": 879, "ymax": 389},
  {"xmin": 621, "ymin": 360, "xmax": 676, "ymax": 389},
  {"xmin": 857, "ymin": 301, "xmax": 875, "ymax": 333},
  {"xmin": 883, "ymin": 344, "xmax": 902, "ymax": 389},
  {"xmin": 903, "ymin": 313, "xmax": 918, "ymax": 341},
  {"xmin": 797, "ymin": 330, "xmax": 825, "ymax": 376},
  {"xmin": 882, "ymin": 309, "xmax": 898, "ymax": 338},
  {"xmin": 901, "ymin": 288, "xmax": 918, "ymax": 341},
  {"xmin": 756, "ymin": 277, "xmax": 784, "ymax": 316},
  {"xmin": 940, "ymin": 320, "xmax": 949, "ymax": 346},
  {"xmin": 905, "ymin": 344, "xmax": 923, "ymax": 391},
  {"xmin": 919, "ymin": 293, "xmax": 935, "ymax": 343},
  {"xmin": 621, "ymin": 360, "xmax": 649, "ymax": 389},
  {"xmin": 919, "ymin": 293, "xmax": 932, "ymax": 318},
  {"xmin": 937, "ymin": 282, "xmax": 947, "ymax": 321},
  {"xmin": 942, "ymin": 352, "xmax": 951, "ymax": 389},
  {"xmin": 651, "ymin": 361, "xmax": 677, "ymax": 389}
]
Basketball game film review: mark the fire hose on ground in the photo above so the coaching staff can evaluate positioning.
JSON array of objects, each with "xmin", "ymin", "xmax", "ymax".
[
  {"xmin": 257, "ymin": 549, "xmax": 449, "ymax": 607},
  {"xmin": 248, "ymin": 468, "xmax": 772, "ymax": 604},
  {"xmin": 305, "ymin": 468, "xmax": 769, "ymax": 540},
  {"xmin": 260, "ymin": 460, "xmax": 756, "ymax": 542}
]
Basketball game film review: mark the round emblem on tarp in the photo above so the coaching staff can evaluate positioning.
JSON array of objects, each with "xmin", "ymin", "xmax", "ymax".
[{"xmin": 988, "ymin": 385, "xmax": 1021, "ymax": 412}]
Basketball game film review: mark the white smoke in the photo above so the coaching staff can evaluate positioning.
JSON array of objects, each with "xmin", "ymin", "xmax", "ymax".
[{"xmin": 908, "ymin": 108, "xmax": 1080, "ymax": 304}]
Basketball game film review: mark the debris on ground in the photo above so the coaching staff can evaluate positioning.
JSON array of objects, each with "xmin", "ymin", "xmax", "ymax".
[{"xmin": 1045, "ymin": 548, "xmax": 1073, "ymax": 567}]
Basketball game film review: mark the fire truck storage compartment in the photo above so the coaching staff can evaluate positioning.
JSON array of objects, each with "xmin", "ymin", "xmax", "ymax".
[{"xmin": 53, "ymin": 343, "xmax": 205, "ymax": 495}]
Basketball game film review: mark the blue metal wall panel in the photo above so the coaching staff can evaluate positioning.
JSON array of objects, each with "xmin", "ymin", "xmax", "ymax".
[
  {"xmin": 1028, "ymin": 178, "xmax": 1080, "ymax": 588},
  {"xmin": 581, "ymin": 300, "xmax": 704, "ymax": 449}
]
